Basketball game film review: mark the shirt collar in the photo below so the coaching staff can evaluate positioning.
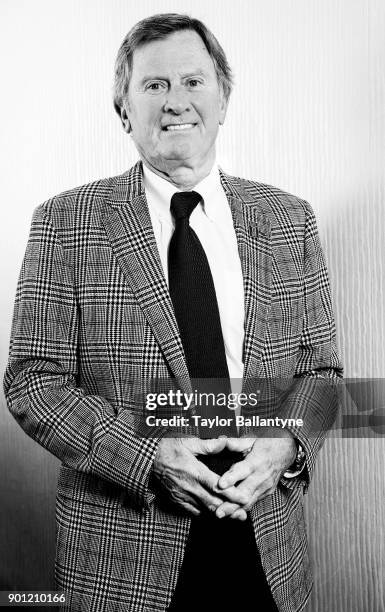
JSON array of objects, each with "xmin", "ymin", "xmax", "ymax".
[{"xmin": 142, "ymin": 162, "xmax": 224, "ymax": 223}]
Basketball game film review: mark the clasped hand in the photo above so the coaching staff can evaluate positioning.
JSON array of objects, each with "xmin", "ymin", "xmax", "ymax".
[{"xmin": 152, "ymin": 430, "xmax": 297, "ymax": 521}]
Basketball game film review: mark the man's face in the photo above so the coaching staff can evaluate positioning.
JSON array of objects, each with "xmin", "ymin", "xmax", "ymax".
[{"xmin": 121, "ymin": 30, "xmax": 228, "ymax": 171}]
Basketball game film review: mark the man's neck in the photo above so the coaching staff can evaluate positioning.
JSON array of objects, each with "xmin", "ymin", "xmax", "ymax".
[{"xmin": 141, "ymin": 154, "xmax": 216, "ymax": 190}]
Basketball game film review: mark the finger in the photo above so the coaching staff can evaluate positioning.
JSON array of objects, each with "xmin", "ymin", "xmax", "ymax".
[
  {"xmin": 191, "ymin": 481, "xmax": 227, "ymax": 511},
  {"xmin": 183, "ymin": 436, "xmax": 227, "ymax": 457},
  {"xmin": 212, "ymin": 482, "xmax": 249, "ymax": 505},
  {"xmin": 219, "ymin": 482, "xmax": 253, "ymax": 508},
  {"xmin": 194, "ymin": 461, "xmax": 249, "ymax": 507},
  {"xmin": 197, "ymin": 437, "xmax": 228, "ymax": 455},
  {"xmin": 229, "ymin": 509, "xmax": 248, "ymax": 521},
  {"xmin": 198, "ymin": 464, "xmax": 249, "ymax": 505},
  {"xmin": 225, "ymin": 437, "xmax": 254, "ymax": 454},
  {"xmin": 219, "ymin": 468, "xmax": 264, "ymax": 509},
  {"xmin": 184, "ymin": 463, "xmax": 225, "ymax": 509},
  {"xmin": 215, "ymin": 501, "xmax": 241, "ymax": 519},
  {"xmin": 179, "ymin": 501, "xmax": 201, "ymax": 517},
  {"xmin": 170, "ymin": 486, "xmax": 202, "ymax": 516},
  {"xmin": 217, "ymin": 458, "xmax": 255, "ymax": 489},
  {"xmin": 231, "ymin": 475, "xmax": 276, "ymax": 510}
]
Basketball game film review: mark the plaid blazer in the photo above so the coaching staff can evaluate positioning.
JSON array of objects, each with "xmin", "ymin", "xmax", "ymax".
[{"xmin": 3, "ymin": 161, "xmax": 342, "ymax": 612}]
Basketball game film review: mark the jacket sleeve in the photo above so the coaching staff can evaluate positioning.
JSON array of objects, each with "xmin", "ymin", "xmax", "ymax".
[
  {"xmin": 280, "ymin": 201, "xmax": 343, "ymax": 493},
  {"xmin": 3, "ymin": 204, "xmax": 159, "ymax": 510}
]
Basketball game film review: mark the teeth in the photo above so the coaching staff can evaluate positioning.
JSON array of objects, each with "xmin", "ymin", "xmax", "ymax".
[{"xmin": 166, "ymin": 123, "xmax": 194, "ymax": 131}]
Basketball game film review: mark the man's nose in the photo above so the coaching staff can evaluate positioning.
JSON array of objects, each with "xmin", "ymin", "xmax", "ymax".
[{"xmin": 163, "ymin": 85, "xmax": 191, "ymax": 114}]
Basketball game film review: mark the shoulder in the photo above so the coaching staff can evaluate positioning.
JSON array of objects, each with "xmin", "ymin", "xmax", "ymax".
[
  {"xmin": 220, "ymin": 171, "xmax": 315, "ymax": 228},
  {"xmin": 31, "ymin": 174, "xmax": 118, "ymax": 227},
  {"xmin": 31, "ymin": 161, "xmax": 143, "ymax": 230}
]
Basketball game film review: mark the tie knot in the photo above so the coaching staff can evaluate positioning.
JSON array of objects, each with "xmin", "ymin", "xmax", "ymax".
[{"xmin": 170, "ymin": 191, "xmax": 202, "ymax": 222}]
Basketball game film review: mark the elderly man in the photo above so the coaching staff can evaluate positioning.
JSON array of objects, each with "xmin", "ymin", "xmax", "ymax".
[{"xmin": 3, "ymin": 12, "xmax": 342, "ymax": 612}]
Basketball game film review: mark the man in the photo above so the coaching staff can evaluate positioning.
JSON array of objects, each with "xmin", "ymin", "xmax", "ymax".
[{"xmin": 3, "ymin": 13, "xmax": 342, "ymax": 612}]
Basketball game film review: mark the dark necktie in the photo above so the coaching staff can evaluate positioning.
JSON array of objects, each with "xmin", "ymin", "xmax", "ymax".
[
  {"xmin": 168, "ymin": 191, "xmax": 230, "ymax": 381},
  {"xmin": 168, "ymin": 191, "xmax": 238, "ymax": 464}
]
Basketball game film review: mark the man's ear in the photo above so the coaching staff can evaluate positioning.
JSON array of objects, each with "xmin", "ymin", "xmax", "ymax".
[
  {"xmin": 218, "ymin": 87, "xmax": 229, "ymax": 126},
  {"xmin": 120, "ymin": 105, "xmax": 131, "ymax": 134}
]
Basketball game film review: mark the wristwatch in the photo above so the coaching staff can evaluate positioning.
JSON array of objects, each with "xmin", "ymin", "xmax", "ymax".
[{"xmin": 283, "ymin": 441, "xmax": 306, "ymax": 479}]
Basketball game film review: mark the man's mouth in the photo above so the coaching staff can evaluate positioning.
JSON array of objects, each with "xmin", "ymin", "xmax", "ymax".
[{"xmin": 162, "ymin": 123, "xmax": 196, "ymax": 131}]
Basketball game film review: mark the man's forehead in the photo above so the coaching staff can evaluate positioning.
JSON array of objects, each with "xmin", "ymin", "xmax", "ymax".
[{"xmin": 131, "ymin": 30, "xmax": 214, "ymax": 74}]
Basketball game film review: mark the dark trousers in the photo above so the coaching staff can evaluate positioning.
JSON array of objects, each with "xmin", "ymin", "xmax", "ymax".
[{"xmin": 167, "ymin": 511, "xmax": 279, "ymax": 612}]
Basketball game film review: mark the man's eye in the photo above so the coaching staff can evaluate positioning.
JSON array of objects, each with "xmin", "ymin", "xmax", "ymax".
[
  {"xmin": 188, "ymin": 79, "xmax": 200, "ymax": 87},
  {"xmin": 145, "ymin": 82, "xmax": 165, "ymax": 93}
]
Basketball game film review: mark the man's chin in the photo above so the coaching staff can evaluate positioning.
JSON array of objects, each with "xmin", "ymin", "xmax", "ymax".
[{"xmin": 159, "ymin": 145, "xmax": 196, "ymax": 162}]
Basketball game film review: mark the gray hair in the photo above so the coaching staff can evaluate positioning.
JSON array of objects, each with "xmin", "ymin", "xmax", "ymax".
[{"xmin": 113, "ymin": 13, "xmax": 233, "ymax": 115}]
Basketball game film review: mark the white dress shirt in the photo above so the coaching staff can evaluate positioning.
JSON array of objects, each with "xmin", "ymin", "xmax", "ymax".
[{"xmin": 143, "ymin": 163, "xmax": 245, "ymax": 390}]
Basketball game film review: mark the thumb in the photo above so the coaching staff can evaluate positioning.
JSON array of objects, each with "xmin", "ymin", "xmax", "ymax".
[
  {"xmin": 226, "ymin": 437, "xmax": 254, "ymax": 453},
  {"xmin": 197, "ymin": 437, "xmax": 227, "ymax": 455}
]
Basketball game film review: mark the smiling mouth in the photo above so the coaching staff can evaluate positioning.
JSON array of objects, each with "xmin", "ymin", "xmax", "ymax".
[{"xmin": 162, "ymin": 123, "xmax": 196, "ymax": 131}]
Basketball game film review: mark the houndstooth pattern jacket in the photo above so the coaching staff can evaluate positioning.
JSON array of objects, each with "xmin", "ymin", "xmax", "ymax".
[{"xmin": 3, "ymin": 161, "xmax": 342, "ymax": 612}]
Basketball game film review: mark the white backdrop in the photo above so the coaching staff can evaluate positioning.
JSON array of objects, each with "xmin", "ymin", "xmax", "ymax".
[{"xmin": 1, "ymin": 1, "xmax": 384, "ymax": 610}]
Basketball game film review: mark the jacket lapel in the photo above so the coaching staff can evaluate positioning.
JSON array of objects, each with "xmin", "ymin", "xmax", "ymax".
[
  {"xmin": 101, "ymin": 161, "xmax": 191, "ymax": 386},
  {"xmin": 219, "ymin": 170, "xmax": 272, "ymax": 381}
]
